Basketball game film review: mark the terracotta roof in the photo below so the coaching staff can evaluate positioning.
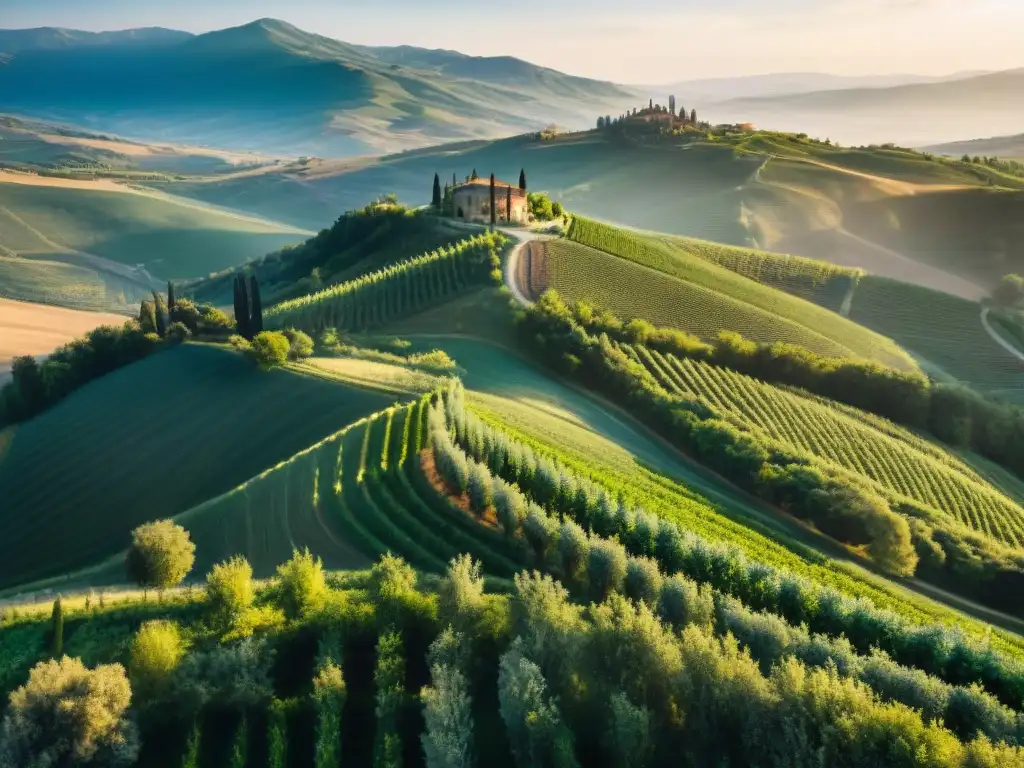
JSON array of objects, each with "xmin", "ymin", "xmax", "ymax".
[{"xmin": 452, "ymin": 177, "xmax": 525, "ymax": 194}]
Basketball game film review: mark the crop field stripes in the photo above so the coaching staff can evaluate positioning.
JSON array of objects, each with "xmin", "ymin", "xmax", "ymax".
[
  {"xmin": 566, "ymin": 216, "xmax": 918, "ymax": 371},
  {"xmin": 265, "ymin": 231, "xmax": 506, "ymax": 334},
  {"xmin": 623, "ymin": 343, "xmax": 1024, "ymax": 549},
  {"xmin": 849, "ymin": 276, "xmax": 1024, "ymax": 399},
  {"xmin": 650, "ymin": 232, "xmax": 863, "ymax": 313}
]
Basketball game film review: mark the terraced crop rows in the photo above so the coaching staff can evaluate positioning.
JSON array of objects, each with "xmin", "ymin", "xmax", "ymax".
[
  {"xmin": 266, "ymin": 232, "xmax": 505, "ymax": 334},
  {"xmin": 544, "ymin": 239, "xmax": 859, "ymax": 359},
  {"xmin": 849, "ymin": 276, "xmax": 1024, "ymax": 401},
  {"xmin": 567, "ymin": 216, "xmax": 918, "ymax": 371},
  {"xmin": 652, "ymin": 232, "xmax": 861, "ymax": 312},
  {"xmin": 625, "ymin": 343, "xmax": 1024, "ymax": 548}
]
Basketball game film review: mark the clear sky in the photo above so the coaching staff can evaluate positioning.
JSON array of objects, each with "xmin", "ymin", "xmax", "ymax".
[{"xmin": 3, "ymin": 0, "xmax": 1022, "ymax": 82}]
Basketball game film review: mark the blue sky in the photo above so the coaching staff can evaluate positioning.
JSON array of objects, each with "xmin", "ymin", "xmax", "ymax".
[{"xmin": 3, "ymin": 0, "xmax": 1022, "ymax": 81}]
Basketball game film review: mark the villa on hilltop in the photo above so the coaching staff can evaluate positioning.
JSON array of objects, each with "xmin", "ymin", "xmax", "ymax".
[{"xmin": 450, "ymin": 175, "xmax": 528, "ymax": 224}]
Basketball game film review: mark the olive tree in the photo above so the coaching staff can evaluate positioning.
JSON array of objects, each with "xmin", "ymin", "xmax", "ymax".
[
  {"xmin": 0, "ymin": 657, "xmax": 138, "ymax": 766},
  {"xmin": 125, "ymin": 520, "xmax": 196, "ymax": 594}
]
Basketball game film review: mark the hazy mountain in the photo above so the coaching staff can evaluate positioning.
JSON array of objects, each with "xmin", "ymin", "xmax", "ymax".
[
  {"xmin": 709, "ymin": 69, "xmax": 1024, "ymax": 147},
  {"xmin": 0, "ymin": 19, "xmax": 635, "ymax": 156},
  {"xmin": 650, "ymin": 71, "xmax": 989, "ymax": 103},
  {"xmin": 0, "ymin": 27, "xmax": 190, "ymax": 55},
  {"xmin": 925, "ymin": 133, "xmax": 1024, "ymax": 160}
]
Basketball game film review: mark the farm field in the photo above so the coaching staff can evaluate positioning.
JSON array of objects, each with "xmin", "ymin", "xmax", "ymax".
[
  {"xmin": 848, "ymin": 276, "xmax": 1024, "ymax": 401},
  {"xmin": 0, "ymin": 297, "xmax": 128, "ymax": 382},
  {"xmin": 623, "ymin": 342, "xmax": 1024, "ymax": 548},
  {"xmin": 0, "ymin": 344, "xmax": 393, "ymax": 588},
  {"xmin": 548, "ymin": 223, "xmax": 917, "ymax": 370},
  {"xmin": 651, "ymin": 230, "xmax": 860, "ymax": 312},
  {"xmin": 265, "ymin": 231, "xmax": 507, "ymax": 335}
]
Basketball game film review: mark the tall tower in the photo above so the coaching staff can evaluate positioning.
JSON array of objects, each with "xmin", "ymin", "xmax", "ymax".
[{"xmin": 669, "ymin": 95, "xmax": 676, "ymax": 115}]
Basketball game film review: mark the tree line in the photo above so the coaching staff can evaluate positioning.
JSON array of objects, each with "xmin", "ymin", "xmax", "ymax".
[
  {"xmin": 430, "ymin": 386, "xmax": 1024, "ymax": 738},
  {"xmin": 560, "ymin": 296, "xmax": 1024, "ymax": 520},
  {"xmin": 516, "ymin": 292, "xmax": 1024, "ymax": 614}
]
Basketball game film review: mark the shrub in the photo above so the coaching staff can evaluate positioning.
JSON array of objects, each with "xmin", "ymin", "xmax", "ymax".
[
  {"xmin": 275, "ymin": 548, "xmax": 327, "ymax": 619},
  {"xmin": 421, "ymin": 659, "xmax": 473, "ymax": 768},
  {"xmin": 494, "ymin": 479, "xmax": 526, "ymax": 540},
  {"xmin": 229, "ymin": 334, "xmax": 251, "ymax": 351},
  {"xmin": 0, "ymin": 657, "xmax": 138, "ymax": 766},
  {"xmin": 248, "ymin": 331, "xmax": 290, "ymax": 369},
  {"xmin": 130, "ymin": 620, "xmax": 186, "ymax": 697},
  {"xmin": 282, "ymin": 328, "xmax": 314, "ymax": 360},
  {"xmin": 125, "ymin": 520, "xmax": 196, "ymax": 592},
  {"xmin": 467, "ymin": 461, "xmax": 494, "ymax": 514},
  {"xmin": 624, "ymin": 557, "xmax": 663, "ymax": 607},
  {"xmin": 557, "ymin": 520, "xmax": 590, "ymax": 582},
  {"xmin": 438, "ymin": 555, "xmax": 486, "ymax": 636},
  {"xmin": 588, "ymin": 538, "xmax": 629, "ymax": 601},
  {"xmin": 168, "ymin": 638, "xmax": 274, "ymax": 715},
  {"xmin": 498, "ymin": 640, "xmax": 578, "ymax": 768},
  {"xmin": 207, "ymin": 556, "xmax": 255, "ymax": 629},
  {"xmin": 658, "ymin": 575, "xmax": 715, "ymax": 631},
  {"xmin": 166, "ymin": 321, "xmax": 192, "ymax": 344}
]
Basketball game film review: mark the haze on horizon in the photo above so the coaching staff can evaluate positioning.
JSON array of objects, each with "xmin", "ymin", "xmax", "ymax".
[{"xmin": 3, "ymin": 0, "xmax": 1022, "ymax": 83}]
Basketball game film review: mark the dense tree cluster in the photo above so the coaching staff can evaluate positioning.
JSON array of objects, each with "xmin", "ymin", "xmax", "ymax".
[
  {"xmin": 516, "ymin": 293, "xmax": 1024, "ymax": 612},
  {"xmin": 428, "ymin": 386, "xmax": 1024, "ymax": 735},
  {"xmin": 0, "ymin": 319, "xmax": 162, "ymax": 428}
]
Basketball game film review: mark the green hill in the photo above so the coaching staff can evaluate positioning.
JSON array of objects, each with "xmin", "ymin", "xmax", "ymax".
[
  {"xmin": 558, "ymin": 217, "xmax": 918, "ymax": 371},
  {"xmin": 848, "ymin": 277, "xmax": 1024, "ymax": 401},
  {"xmin": 0, "ymin": 179, "xmax": 308, "ymax": 311},
  {"xmin": 0, "ymin": 344, "xmax": 392, "ymax": 588}
]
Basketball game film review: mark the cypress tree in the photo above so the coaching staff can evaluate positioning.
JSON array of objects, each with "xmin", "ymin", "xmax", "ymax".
[
  {"xmin": 506, "ymin": 186, "xmax": 512, "ymax": 221},
  {"xmin": 691, "ymin": 108, "xmax": 697, "ymax": 125},
  {"xmin": 519, "ymin": 168, "xmax": 526, "ymax": 191},
  {"xmin": 249, "ymin": 276, "xmax": 263, "ymax": 336},
  {"xmin": 432, "ymin": 173, "xmax": 442, "ymax": 209},
  {"xmin": 167, "ymin": 281, "xmax": 176, "ymax": 314},
  {"xmin": 50, "ymin": 597, "xmax": 64, "ymax": 657},
  {"xmin": 489, "ymin": 174, "xmax": 496, "ymax": 226},
  {"xmin": 152, "ymin": 291, "xmax": 168, "ymax": 338},
  {"xmin": 234, "ymin": 275, "xmax": 250, "ymax": 339},
  {"xmin": 471, "ymin": 168, "xmax": 479, "ymax": 181},
  {"xmin": 452, "ymin": 172, "xmax": 457, "ymax": 187}
]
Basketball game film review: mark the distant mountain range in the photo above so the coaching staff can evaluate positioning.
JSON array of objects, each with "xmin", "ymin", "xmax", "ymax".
[
  {"xmin": 711, "ymin": 69, "xmax": 1024, "ymax": 146},
  {"xmin": 0, "ymin": 19, "xmax": 637, "ymax": 156},
  {"xmin": 2, "ymin": 19, "xmax": 1021, "ymax": 155},
  {"xmin": 651, "ymin": 71, "xmax": 991, "ymax": 103},
  {"xmin": 925, "ymin": 133, "xmax": 1024, "ymax": 160}
]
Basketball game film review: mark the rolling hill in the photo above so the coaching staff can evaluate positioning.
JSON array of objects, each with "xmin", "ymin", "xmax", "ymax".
[
  {"xmin": 0, "ymin": 18, "xmax": 637, "ymax": 156},
  {"xmin": 927, "ymin": 133, "xmax": 1024, "ymax": 161},
  {"xmin": 167, "ymin": 129, "xmax": 1024, "ymax": 301},
  {"xmin": 0, "ymin": 343, "xmax": 393, "ymax": 588},
  {"xmin": 0, "ymin": 172, "xmax": 308, "ymax": 312}
]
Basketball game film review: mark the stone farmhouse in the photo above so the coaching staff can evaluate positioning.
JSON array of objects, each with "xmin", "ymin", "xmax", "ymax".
[{"xmin": 451, "ymin": 177, "xmax": 528, "ymax": 224}]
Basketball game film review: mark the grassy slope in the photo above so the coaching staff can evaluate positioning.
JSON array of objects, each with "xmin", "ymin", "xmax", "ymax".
[
  {"xmin": 170, "ymin": 134, "xmax": 761, "ymax": 235},
  {"xmin": 849, "ymin": 277, "xmax": 1024, "ymax": 401},
  {"xmin": 0, "ymin": 182, "xmax": 307, "ymax": 281},
  {"xmin": 0, "ymin": 344, "xmax": 392, "ymax": 588},
  {"xmin": 563, "ymin": 219, "xmax": 918, "ymax": 371}
]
